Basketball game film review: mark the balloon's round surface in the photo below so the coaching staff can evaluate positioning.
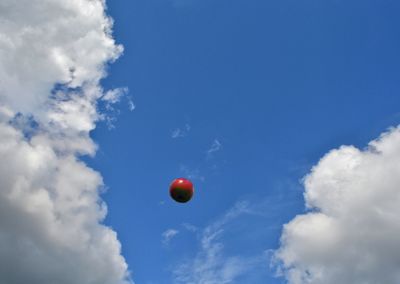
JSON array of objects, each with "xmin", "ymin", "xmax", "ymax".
[{"xmin": 169, "ymin": 178, "xmax": 194, "ymax": 203}]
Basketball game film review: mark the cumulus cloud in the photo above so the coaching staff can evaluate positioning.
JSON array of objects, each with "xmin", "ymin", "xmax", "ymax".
[
  {"xmin": 275, "ymin": 127, "xmax": 400, "ymax": 284},
  {"xmin": 0, "ymin": 0, "xmax": 122, "ymax": 115},
  {"xmin": 0, "ymin": 0, "xmax": 131, "ymax": 283}
]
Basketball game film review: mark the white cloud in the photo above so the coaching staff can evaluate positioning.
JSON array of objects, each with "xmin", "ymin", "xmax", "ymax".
[
  {"xmin": 103, "ymin": 88, "xmax": 128, "ymax": 105},
  {"xmin": 173, "ymin": 201, "xmax": 263, "ymax": 284},
  {"xmin": 182, "ymin": 222, "xmax": 198, "ymax": 233},
  {"xmin": 179, "ymin": 164, "xmax": 205, "ymax": 182},
  {"xmin": 179, "ymin": 165, "xmax": 205, "ymax": 181},
  {"xmin": 206, "ymin": 139, "xmax": 222, "ymax": 159},
  {"xmin": 162, "ymin": 229, "xmax": 179, "ymax": 246},
  {"xmin": 127, "ymin": 97, "xmax": 136, "ymax": 111},
  {"xmin": 0, "ymin": 0, "xmax": 131, "ymax": 283},
  {"xmin": 171, "ymin": 128, "xmax": 184, "ymax": 138},
  {"xmin": 0, "ymin": 0, "xmax": 123, "ymax": 116},
  {"xmin": 275, "ymin": 126, "xmax": 400, "ymax": 284},
  {"xmin": 171, "ymin": 124, "xmax": 191, "ymax": 138}
]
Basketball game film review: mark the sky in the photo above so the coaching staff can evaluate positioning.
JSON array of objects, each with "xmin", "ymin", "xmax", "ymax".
[{"xmin": 1, "ymin": 0, "xmax": 400, "ymax": 284}]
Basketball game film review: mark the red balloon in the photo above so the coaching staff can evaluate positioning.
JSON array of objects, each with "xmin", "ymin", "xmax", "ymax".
[{"xmin": 169, "ymin": 178, "xmax": 194, "ymax": 203}]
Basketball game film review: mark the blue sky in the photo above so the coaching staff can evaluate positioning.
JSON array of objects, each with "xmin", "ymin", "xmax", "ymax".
[{"xmin": 88, "ymin": 0, "xmax": 400, "ymax": 282}]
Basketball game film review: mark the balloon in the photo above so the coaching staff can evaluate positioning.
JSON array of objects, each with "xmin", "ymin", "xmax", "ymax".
[{"xmin": 169, "ymin": 178, "xmax": 194, "ymax": 203}]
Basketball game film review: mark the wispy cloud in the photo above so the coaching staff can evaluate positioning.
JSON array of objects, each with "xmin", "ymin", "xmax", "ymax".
[
  {"xmin": 173, "ymin": 201, "xmax": 265, "ymax": 284},
  {"xmin": 179, "ymin": 164, "xmax": 205, "ymax": 182},
  {"xmin": 182, "ymin": 222, "xmax": 198, "ymax": 233},
  {"xmin": 162, "ymin": 229, "xmax": 179, "ymax": 246},
  {"xmin": 127, "ymin": 96, "xmax": 136, "ymax": 111},
  {"xmin": 171, "ymin": 124, "xmax": 191, "ymax": 139},
  {"xmin": 206, "ymin": 139, "xmax": 222, "ymax": 159},
  {"xmin": 177, "ymin": 139, "xmax": 222, "ymax": 182}
]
